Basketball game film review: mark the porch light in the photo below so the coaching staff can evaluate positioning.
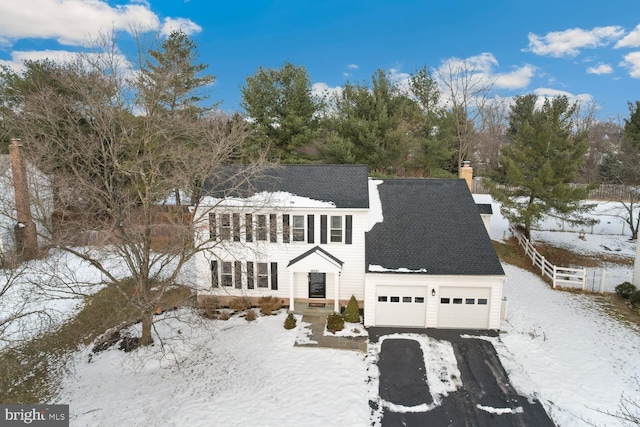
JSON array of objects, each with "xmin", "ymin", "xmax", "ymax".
[{"xmin": 431, "ymin": 289, "xmax": 436, "ymax": 297}]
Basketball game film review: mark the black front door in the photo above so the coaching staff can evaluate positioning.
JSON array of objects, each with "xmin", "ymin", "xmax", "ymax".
[{"xmin": 308, "ymin": 272, "xmax": 326, "ymax": 299}]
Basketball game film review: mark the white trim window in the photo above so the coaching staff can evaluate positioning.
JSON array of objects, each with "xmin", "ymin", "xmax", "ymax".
[
  {"xmin": 257, "ymin": 262, "xmax": 269, "ymax": 288},
  {"xmin": 292, "ymin": 215, "xmax": 305, "ymax": 242},
  {"xmin": 330, "ymin": 216, "xmax": 342, "ymax": 243}
]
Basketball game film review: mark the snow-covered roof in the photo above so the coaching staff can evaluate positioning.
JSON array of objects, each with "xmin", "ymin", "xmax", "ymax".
[{"xmin": 201, "ymin": 164, "xmax": 369, "ymax": 209}]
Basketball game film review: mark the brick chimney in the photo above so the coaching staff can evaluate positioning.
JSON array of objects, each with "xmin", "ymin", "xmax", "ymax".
[
  {"xmin": 459, "ymin": 160, "xmax": 473, "ymax": 192},
  {"xmin": 9, "ymin": 138, "xmax": 38, "ymax": 259}
]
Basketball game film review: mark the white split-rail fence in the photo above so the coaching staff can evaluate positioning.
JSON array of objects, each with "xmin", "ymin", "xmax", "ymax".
[{"xmin": 508, "ymin": 224, "xmax": 630, "ymax": 293}]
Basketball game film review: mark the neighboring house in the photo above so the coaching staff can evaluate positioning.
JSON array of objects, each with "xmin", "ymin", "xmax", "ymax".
[
  {"xmin": 0, "ymin": 152, "xmax": 52, "ymax": 255},
  {"xmin": 194, "ymin": 164, "xmax": 506, "ymax": 330}
]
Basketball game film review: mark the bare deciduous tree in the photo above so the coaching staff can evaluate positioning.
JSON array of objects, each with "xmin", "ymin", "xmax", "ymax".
[
  {"xmin": 0, "ymin": 32, "xmax": 267, "ymax": 347},
  {"xmin": 436, "ymin": 57, "xmax": 494, "ymax": 170}
]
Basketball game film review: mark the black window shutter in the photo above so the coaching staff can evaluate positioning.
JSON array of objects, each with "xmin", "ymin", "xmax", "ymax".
[
  {"xmin": 270, "ymin": 262, "xmax": 278, "ymax": 290},
  {"xmin": 307, "ymin": 215, "xmax": 315, "ymax": 244},
  {"xmin": 282, "ymin": 215, "xmax": 290, "ymax": 243},
  {"xmin": 210, "ymin": 260, "xmax": 218, "ymax": 287},
  {"xmin": 233, "ymin": 213, "xmax": 240, "ymax": 242},
  {"xmin": 270, "ymin": 214, "xmax": 277, "ymax": 243},
  {"xmin": 234, "ymin": 261, "xmax": 242, "ymax": 288},
  {"xmin": 346, "ymin": 215, "xmax": 353, "ymax": 245},
  {"xmin": 209, "ymin": 213, "xmax": 216, "ymax": 240},
  {"xmin": 320, "ymin": 215, "xmax": 327, "ymax": 244},
  {"xmin": 245, "ymin": 214, "xmax": 253, "ymax": 242}
]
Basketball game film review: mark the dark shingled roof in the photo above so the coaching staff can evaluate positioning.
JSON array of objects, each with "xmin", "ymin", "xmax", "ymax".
[
  {"xmin": 202, "ymin": 164, "xmax": 369, "ymax": 209},
  {"xmin": 366, "ymin": 179, "xmax": 504, "ymax": 276}
]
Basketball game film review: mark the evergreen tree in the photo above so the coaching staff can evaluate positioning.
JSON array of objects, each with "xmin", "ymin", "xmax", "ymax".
[
  {"xmin": 240, "ymin": 62, "xmax": 319, "ymax": 162},
  {"xmin": 320, "ymin": 69, "xmax": 414, "ymax": 173},
  {"xmin": 485, "ymin": 94, "xmax": 594, "ymax": 238}
]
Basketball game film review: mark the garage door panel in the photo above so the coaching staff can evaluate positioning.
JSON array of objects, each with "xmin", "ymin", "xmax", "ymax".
[
  {"xmin": 375, "ymin": 286, "xmax": 427, "ymax": 327},
  {"xmin": 438, "ymin": 287, "xmax": 490, "ymax": 329}
]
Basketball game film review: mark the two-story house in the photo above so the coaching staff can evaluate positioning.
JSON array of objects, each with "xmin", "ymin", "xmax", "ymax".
[{"xmin": 194, "ymin": 164, "xmax": 506, "ymax": 330}]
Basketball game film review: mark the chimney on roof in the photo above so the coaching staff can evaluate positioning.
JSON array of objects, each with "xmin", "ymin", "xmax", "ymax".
[
  {"xmin": 459, "ymin": 160, "xmax": 473, "ymax": 192},
  {"xmin": 9, "ymin": 138, "xmax": 38, "ymax": 260}
]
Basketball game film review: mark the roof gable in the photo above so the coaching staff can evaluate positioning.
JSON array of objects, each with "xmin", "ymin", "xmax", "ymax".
[{"xmin": 365, "ymin": 179, "xmax": 504, "ymax": 276}]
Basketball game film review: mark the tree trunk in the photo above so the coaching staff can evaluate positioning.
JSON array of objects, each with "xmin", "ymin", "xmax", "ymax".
[{"xmin": 140, "ymin": 309, "xmax": 154, "ymax": 346}]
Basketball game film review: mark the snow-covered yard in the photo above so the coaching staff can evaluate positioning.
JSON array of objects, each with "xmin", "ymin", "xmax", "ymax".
[{"xmin": 4, "ymin": 195, "xmax": 640, "ymax": 426}]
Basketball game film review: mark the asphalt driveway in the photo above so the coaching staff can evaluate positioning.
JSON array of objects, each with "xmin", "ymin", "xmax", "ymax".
[{"xmin": 369, "ymin": 327, "xmax": 555, "ymax": 427}]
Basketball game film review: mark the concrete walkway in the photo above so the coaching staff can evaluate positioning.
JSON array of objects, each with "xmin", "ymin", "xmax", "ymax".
[{"xmin": 292, "ymin": 303, "xmax": 368, "ymax": 352}]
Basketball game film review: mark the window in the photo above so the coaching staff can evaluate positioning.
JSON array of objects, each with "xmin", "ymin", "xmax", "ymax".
[
  {"xmin": 257, "ymin": 263, "xmax": 268, "ymax": 288},
  {"xmin": 220, "ymin": 214, "xmax": 231, "ymax": 240},
  {"xmin": 390, "ymin": 296, "xmax": 400, "ymax": 303},
  {"xmin": 330, "ymin": 216, "xmax": 342, "ymax": 242},
  {"xmin": 209, "ymin": 213, "xmax": 216, "ymax": 239},
  {"xmin": 245, "ymin": 214, "xmax": 253, "ymax": 242},
  {"xmin": 292, "ymin": 215, "xmax": 305, "ymax": 242},
  {"xmin": 210, "ymin": 261, "xmax": 218, "ymax": 287},
  {"xmin": 415, "ymin": 297, "xmax": 424, "ymax": 303},
  {"xmin": 270, "ymin": 214, "xmax": 277, "ymax": 243},
  {"xmin": 221, "ymin": 262, "xmax": 232, "ymax": 287},
  {"xmin": 233, "ymin": 214, "xmax": 240, "ymax": 242},
  {"xmin": 440, "ymin": 298, "xmax": 450, "ymax": 304},
  {"xmin": 478, "ymin": 298, "xmax": 488, "ymax": 305},
  {"xmin": 282, "ymin": 215, "xmax": 290, "ymax": 243},
  {"xmin": 256, "ymin": 215, "xmax": 267, "ymax": 241},
  {"xmin": 402, "ymin": 296, "xmax": 412, "ymax": 303},
  {"xmin": 465, "ymin": 298, "xmax": 475, "ymax": 304},
  {"xmin": 378, "ymin": 296, "xmax": 388, "ymax": 302},
  {"xmin": 247, "ymin": 262, "xmax": 254, "ymax": 289},
  {"xmin": 453, "ymin": 298, "xmax": 463, "ymax": 304}
]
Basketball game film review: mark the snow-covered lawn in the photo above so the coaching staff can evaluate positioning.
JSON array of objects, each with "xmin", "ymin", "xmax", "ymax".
[
  {"xmin": 5, "ymin": 195, "xmax": 640, "ymax": 426},
  {"xmin": 57, "ymin": 311, "xmax": 370, "ymax": 426}
]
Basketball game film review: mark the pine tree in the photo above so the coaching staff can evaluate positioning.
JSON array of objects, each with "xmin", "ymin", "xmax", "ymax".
[{"xmin": 485, "ymin": 94, "xmax": 595, "ymax": 238}]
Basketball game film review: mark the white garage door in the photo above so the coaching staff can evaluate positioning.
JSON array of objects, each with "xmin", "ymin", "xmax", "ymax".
[
  {"xmin": 438, "ymin": 287, "xmax": 491, "ymax": 329},
  {"xmin": 375, "ymin": 286, "xmax": 428, "ymax": 327}
]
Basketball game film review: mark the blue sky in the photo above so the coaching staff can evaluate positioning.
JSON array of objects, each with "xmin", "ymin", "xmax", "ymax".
[{"xmin": 1, "ymin": 0, "xmax": 640, "ymax": 121}]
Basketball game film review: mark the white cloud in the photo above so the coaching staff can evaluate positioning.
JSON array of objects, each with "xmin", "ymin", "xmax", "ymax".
[
  {"xmin": 494, "ymin": 64, "xmax": 536, "ymax": 89},
  {"xmin": 439, "ymin": 52, "xmax": 498, "ymax": 76},
  {"xmin": 437, "ymin": 53, "xmax": 533, "ymax": 91},
  {"xmin": 0, "ymin": 0, "xmax": 198, "ymax": 47},
  {"xmin": 0, "ymin": 49, "xmax": 79, "ymax": 71},
  {"xmin": 533, "ymin": 87, "xmax": 593, "ymax": 106},
  {"xmin": 615, "ymin": 24, "xmax": 640, "ymax": 48},
  {"xmin": 586, "ymin": 63, "xmax": 614, "ymax": 75},
  {"xmin": 620, "ymin": 51, "xmax": 640, "ymax": 78},
  {"xmin": 312, "ymin": 82, "xmax": 342, "ymax": 100},
  {"xmin": 526, "ymin": 26, "xmax": 624, "ymax": 57},
  {"xmin": 347, "ymin": 64, "xmax": 359, "ymax": 70},
  {"xmin": 161, "ymin": 17, "xmax": 202, "ymax": 37}
]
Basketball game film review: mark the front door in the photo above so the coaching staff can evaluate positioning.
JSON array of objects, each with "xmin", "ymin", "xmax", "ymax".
[{"xmin": 308, "ymin": 272, "xmax": 326, "ymax": 299}]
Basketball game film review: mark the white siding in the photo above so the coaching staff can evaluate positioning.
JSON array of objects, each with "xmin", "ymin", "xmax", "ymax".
[{"xmin": 194, "ymin": 205, "xmax": 368, "ymax": 304}]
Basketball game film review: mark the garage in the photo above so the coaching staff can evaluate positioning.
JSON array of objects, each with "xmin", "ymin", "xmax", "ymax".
[
  {"xmin": 437, "ymin": 287, "xmax": 491, "ymax": 329},
  {"xmin": 375, "ymin": 285, "xmax": 428, "ymax": 327}
]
